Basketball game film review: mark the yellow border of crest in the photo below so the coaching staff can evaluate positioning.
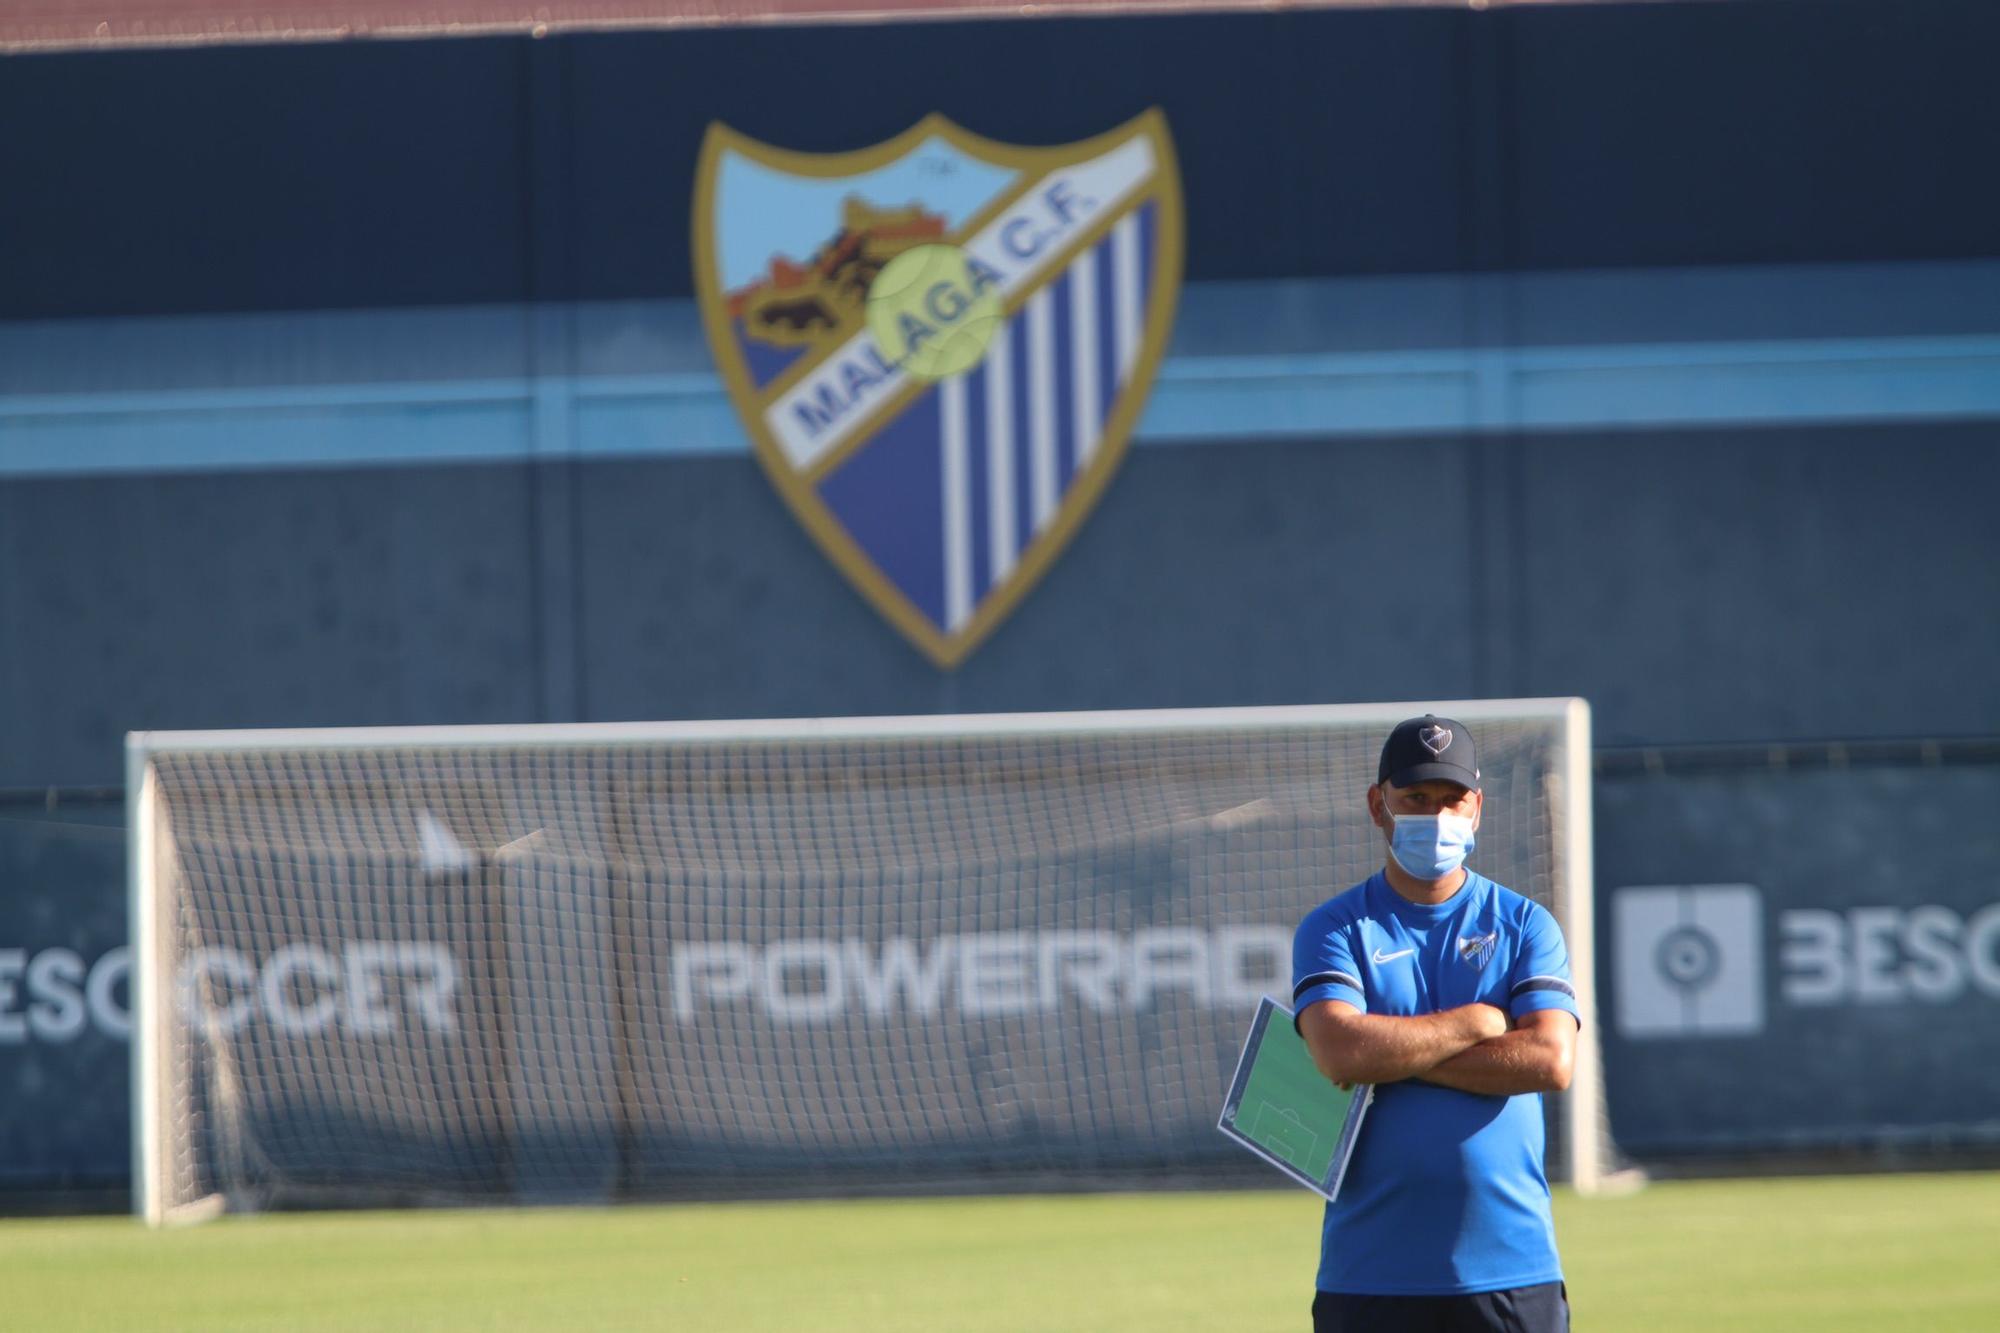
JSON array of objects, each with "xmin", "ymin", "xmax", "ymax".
[{"xmin": 692, "ymin": 108, "xmax": 1185, "ymax": 670}]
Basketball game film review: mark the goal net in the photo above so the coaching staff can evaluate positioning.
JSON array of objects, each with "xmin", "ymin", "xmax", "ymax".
[{"xmin": 130, "ymin": 700, "xmax": 1609, "ymax": 1222}]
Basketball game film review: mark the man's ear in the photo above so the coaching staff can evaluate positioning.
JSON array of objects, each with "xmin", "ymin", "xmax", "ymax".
[{"xmin": 1469, "ymin": 788, "xmax": 1484, "ymax": 833}]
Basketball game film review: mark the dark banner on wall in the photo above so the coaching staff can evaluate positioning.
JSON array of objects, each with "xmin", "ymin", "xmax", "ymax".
[
  {"xmin": 9, "ymin": 760, "xmax": 2000, "ymax": 1196},
  {"xmin": 0, "ymin": 799, "xmax": 129, "ymax": 1190},
  {"xmin": 1597, "ymin": 757, "xmax": 2000, "ymax": 1156}
]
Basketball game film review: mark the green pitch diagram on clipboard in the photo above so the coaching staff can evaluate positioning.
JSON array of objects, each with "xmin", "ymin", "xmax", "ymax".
[{"xmin": 1218, "ymin": 996, "xmax": 1372, "ymax": 1200}]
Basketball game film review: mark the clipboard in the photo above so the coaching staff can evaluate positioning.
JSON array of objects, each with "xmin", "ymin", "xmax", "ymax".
[{"xmin": 1217, "ymin": 995, "xmax": 1373, "ymax": 1201}]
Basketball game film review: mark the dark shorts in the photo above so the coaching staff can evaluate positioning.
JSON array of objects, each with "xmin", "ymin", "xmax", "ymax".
[{"xmin": 1312, "ymin": 1282, "xmax": 1569, "ymax": 1333}]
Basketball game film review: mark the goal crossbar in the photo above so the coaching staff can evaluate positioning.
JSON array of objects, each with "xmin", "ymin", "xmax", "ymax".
[{"xmin": 127, "ymin": 697, "xmax": 1585, "ymax": 752}]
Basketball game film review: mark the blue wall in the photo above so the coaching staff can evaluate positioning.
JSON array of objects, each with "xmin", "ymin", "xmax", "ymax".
[
  {"xmin": 6, "ymin": 2, "xmax": 1999, "ymax": 318},
  {"xmin": 5, "ymin": 414, "xmax": 1996, "ymax": 791},
  {"xmin": 4, "ymin": 0, "xmax": 2000, "ymax": 1192}
]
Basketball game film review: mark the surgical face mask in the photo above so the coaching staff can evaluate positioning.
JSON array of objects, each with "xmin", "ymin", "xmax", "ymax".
[{"xmin": 1385, "ymin": 809, "xmax": 1477, "ymax": 879}]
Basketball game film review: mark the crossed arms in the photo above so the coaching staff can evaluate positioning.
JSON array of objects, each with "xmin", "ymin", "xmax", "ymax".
[{"xmin": 1297, "ymin": 1001, "xmax": 1577, "ymax": 1097}]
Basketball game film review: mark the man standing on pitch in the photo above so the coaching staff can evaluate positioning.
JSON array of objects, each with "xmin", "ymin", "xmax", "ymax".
[{"xmin": 1293, "ymin": 715, "xmax": 1580, "ymax": 1332}]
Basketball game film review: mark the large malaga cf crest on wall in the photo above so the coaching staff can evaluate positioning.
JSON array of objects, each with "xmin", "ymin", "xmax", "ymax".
[{"xmin": 693, "ymin": 111, "xmax": 1184, "ymax": 668}]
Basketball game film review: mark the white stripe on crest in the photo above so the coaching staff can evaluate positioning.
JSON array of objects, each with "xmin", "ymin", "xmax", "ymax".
[
  {"xmin": 1027, "ymin": 289, "xmax": 1058, "ymax": 532},
  {"xmin": 940, "ymin": 374, "xmax": 973, "ymax": 632},
  {"xmin": 1113, "ymin": 213, "xmax": 1142, "ymax": 384},
  {"xmin": 1071, "ymin": 247, "xmax": 1102, "ymax": 468}
]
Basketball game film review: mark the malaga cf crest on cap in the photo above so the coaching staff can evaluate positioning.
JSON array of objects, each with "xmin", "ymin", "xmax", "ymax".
[{"xmin": 692, "ymin": 111, "xmax": 1184, "ymax": 667}]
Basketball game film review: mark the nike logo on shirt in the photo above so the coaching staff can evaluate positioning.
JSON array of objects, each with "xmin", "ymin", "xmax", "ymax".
[{"xmin": 1371, "ymin": 946, "xmax": 1415, "ymax": 964}]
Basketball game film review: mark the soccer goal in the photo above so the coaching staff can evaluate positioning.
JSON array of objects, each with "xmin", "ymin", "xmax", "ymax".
[{"xmin": 129, "ymin": 699, "xmax": 1611, "ymax": 1223}]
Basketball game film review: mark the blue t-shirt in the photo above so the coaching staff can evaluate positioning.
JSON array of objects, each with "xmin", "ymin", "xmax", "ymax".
[{"xmin": 1291, "ymin": 870, "xmax": 1580, "ymax": 1296}]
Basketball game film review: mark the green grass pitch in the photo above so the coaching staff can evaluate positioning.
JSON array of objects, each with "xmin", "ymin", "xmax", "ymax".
[{"xmin": 4, "ymin": 1173, "xmax": 1996, "ymax": 1331}]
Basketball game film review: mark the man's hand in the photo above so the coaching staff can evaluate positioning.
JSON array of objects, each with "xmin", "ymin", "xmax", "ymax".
[
  {"xmin": 1298, "ymin": 1000, "xmax": 1512, "ymax": 1088},
  {"xmin": 1463, "ymin": 1003, "xmax": 1510, "ymax": 1042},
  {"xmin": 1417, "ymin": 1009, "xmax": 1578, "ymax": 1097}
]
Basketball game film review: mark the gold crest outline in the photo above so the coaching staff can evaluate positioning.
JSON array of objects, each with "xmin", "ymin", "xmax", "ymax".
[{"xmin": 692, "ymin": 109, "xmax": 1185, "ymax": 669}]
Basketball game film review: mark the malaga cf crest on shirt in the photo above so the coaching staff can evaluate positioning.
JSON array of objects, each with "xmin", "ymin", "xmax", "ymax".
[{"xmin": 692, "ymin": 111, "xmax": 1184, "ymax": 667}]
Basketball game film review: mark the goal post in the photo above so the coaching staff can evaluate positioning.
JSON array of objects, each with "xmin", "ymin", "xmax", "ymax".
[{"xmin": 130, "ymin": 699, "xmax": 1611, "ymax": 1223}]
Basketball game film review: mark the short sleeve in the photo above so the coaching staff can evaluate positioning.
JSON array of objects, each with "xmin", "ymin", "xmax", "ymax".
[
  {"xmin": 1292, "ymin": 911, "xmax": 1367, "ymax": 1022},
  {"xmin": 1508, "ymin": 903, "xmax": 1581, "ymax": 1024}
]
